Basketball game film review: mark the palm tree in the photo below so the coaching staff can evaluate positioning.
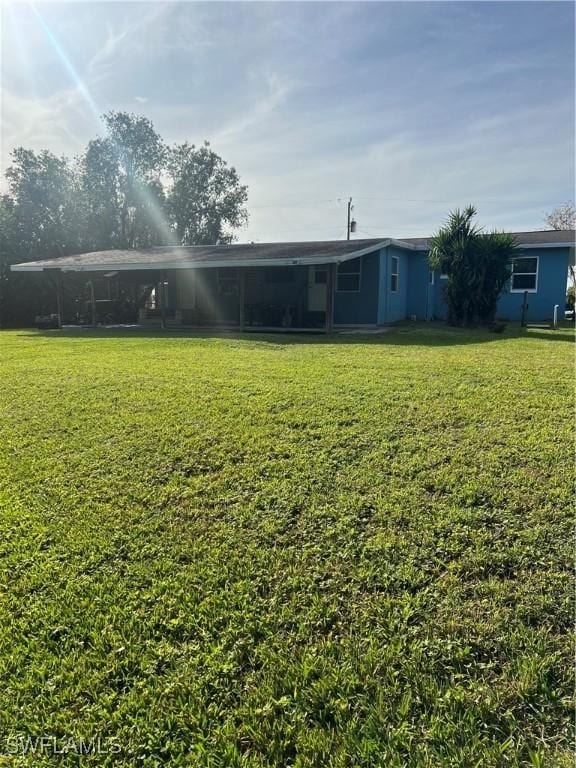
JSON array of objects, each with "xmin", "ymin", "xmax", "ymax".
[{"xmin": 429, "ymin": 206, "xmax": 517, "ymax": 326}]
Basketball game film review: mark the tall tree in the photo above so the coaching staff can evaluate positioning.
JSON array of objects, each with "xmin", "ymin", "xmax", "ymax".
[
  {"xmin": 79, "ymin": 137, "xmax": 121, "ymax": 251},
  {"xmin": 0, "ymin": 150, "xmax": 82, "ymax": 326},
  {"xmin": 167, "ymin": 142, "xmax": 248, "ymax": 245},
  {"xmin": 1, "ymin": 113, "xmax": 250, "ymax": 326},
  {"xmin": 5, "ymin": 148, "xmax": 81, "ymax": 260},
  {"xmin": 428, "ymin": 206, "xmax": 517, "ymax": 326},
  {"xmin": 103, "ymin": 111, "xmax": 168, "ymax": 248},
  {"xmin": 545, "ymin": 202, "xmax": 575, "ymax": 231},
  {"xmin": 79, "ymin": 112, "xmax": 169, "ymax": 249}
]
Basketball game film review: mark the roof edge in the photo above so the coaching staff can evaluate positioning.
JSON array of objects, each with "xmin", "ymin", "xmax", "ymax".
[{"xmin": 10, "ymin": 240, "xmax": 392, "ymax": 272}]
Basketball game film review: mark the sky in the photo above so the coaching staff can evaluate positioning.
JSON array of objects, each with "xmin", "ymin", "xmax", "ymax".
[{"xmin": 1, "ymin": 0, "xmax": 574, "ymax": 242}]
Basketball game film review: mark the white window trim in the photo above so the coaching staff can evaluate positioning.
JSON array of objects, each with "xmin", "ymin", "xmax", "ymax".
[
  {"xmin": 510, "ymin": 255, "xmax": 539, "ymax": 294},
  {"xmin": 390, "ymin": 255, "xmax": 399, "ymax": 293},
  {"xmin": 336, "ymin": 257, "xmax": 362, "ymax": 293}
]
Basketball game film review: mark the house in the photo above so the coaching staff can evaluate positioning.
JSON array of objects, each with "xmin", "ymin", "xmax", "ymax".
[{"xmin": 11, "ymin": 229, "xmax": 574, "ymax": 330}]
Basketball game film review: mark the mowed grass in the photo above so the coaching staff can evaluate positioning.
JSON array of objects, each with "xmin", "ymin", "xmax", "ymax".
[{"xmin": 0, "ymin": 324, "xmax": 573, "ymax": 767}]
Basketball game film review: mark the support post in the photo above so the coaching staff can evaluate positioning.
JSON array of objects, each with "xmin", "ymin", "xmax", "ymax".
[
  {"xmin": 55, "ymin": 270, "xmax": 63, "ymax": 329},
  {"xmin": 159, "ymin": 271, "xmax": 167, "ymax": 330},
  {"xmin": 89, "ymin": 280, "xmax": 97, "ymax": 328},
  {"xmin": 520, "ymin": 290, "xmax": 529, "ymax": 327},
  {"xmin": 239, "ymin": 269, "xmax": 246, "ymax": 331},
  {"xmin": 325, "ymin": 262, "xmax": 336, "ymax": 334}
]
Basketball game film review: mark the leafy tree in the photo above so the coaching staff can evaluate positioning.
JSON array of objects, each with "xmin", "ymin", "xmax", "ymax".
[
  {"xmin": 103, "ymin": 111, "xmax": 168, "ymax": 248},
  {"xmin": 1, "ymin": 150, "xmax": 83, "ymax": 326},
  {"xmin": 167, "ymin": 142, "xmax": 248, "ymax": 245},
  {"xmin": 544, "ymin": 203, "xmax": 576, "ymax": 292},
  {"xmin": 545, "ymin": 202, "xmax": 575, "ymax": 231},
  {"xmin": 1, "ymin": 113, "xmax": 249, "ymax": 326},
  {"xmin": 428, "ymin": 206, "xmax": 517, "ymax": 326},
  {"xmin": 5, "ymin": 148, "xmax": 82, "ymax": 259},
  {"xmin": 78, "ymin": 112, "xmax": 169, "ymax": 250},
  {"xmin": 79, "ymin": 137, "xmax": 121, "ymax": 251}
]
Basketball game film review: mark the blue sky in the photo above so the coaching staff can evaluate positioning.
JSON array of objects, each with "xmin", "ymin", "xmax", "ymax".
[{"xmin": 2, "ymin": 1, "xmax": 574, "ymax": 241}]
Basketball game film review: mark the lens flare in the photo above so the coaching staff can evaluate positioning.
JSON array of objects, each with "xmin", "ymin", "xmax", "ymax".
[{"xmin": 28, "ymin": 1, "xmax": 176, "ymax": 247}]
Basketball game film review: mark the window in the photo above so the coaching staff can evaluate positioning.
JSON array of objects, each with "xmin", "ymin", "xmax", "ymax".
[
  {"xmin": 264, "ymin": 267, "xmax": 295, "ymax": 284},
  {"xmin": 314, "ymin": 268, "xmax": 327, "ymax": 285},
  {"xmin": 337, "ymin": 257, "xmax": 361, "ymax": 292},
  {"xmin": 217, "ymin": 268, "xmax": 239, "ymax": 295},
  {"xmin": 510, "ymin": 257, "xmax": 538, "ymax": 292},
  {"xmin": 390, "ymin": 256, "xmax": 399, "ymax": 293}
]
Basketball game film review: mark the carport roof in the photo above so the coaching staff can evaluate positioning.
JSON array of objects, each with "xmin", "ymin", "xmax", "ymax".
[{"xmin": 11, "ymin": 238, "xmax": 387, "ymax": 272}]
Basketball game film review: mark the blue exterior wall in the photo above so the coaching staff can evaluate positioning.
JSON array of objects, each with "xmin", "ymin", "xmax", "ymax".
[
  {"xmin": 406, "ymin": 250, "xmax": 433, "ymax": 320},
  {"xmin": 496, "ymin": 247, "xmax": 570, "ymax": 321},
  {"xmin": 167, "ymin": 243, "xmax": 569, "ymax": 326},
  {"xmin": 433, "ymin": 247, "xmax": 570, "ymax": 322},
  {"xmin": 334, "ymin": 251, "xmax": 380, "ymax": 325},
  {"xmin": 377, "ymin": 246, "xmax": 409, "ymax": 323}
]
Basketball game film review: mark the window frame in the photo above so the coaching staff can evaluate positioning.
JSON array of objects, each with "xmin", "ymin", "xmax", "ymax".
[
  {"xmin": 314, "ymin": 267, "xmax": 327, "ymax": 285},
  {"xmin": 510, "ymin": 256, "xmax": 539, "ymax": 293},
  {"xmin": 390, "ymin": 255, "xmax": 399, "ymax": 293},
  {"xmin": 336, "ymin": 257, "xmax": 362, "ymax": 293}
]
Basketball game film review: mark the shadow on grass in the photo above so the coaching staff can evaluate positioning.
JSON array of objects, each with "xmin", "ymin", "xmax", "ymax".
[{"xmin": 11, "ymin": 321, "xmax": 575, "ymax": 347}]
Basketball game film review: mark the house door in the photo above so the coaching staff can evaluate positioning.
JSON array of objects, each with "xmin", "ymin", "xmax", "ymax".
[{"xmin": 308, "ymin": 266, "xmax": 328, "ymax": 311}]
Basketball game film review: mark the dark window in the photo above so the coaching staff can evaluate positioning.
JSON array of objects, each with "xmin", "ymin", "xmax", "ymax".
[
  {"xmin": 390, "ymin": 256, "xmax": 399, "ymax": 293},
  {"xmin": 510, "ymin": 257, "xmax": 538, "ymax": 292},
  {"xmin": 336, "ymin": 258, "xmax": 361, "ymax": 292},
  {"xmin": 314, "ymin": 269, "xmax": 327, "ymax": 285},
  {"xmin": 264, "ymin": 267, "xmax": 295, "ymax": 284}
]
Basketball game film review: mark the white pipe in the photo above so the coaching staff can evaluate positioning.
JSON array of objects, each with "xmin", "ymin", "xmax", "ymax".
[{"xmin": 553, "ymin": 304, "xmax": 559, "ymax": 329}]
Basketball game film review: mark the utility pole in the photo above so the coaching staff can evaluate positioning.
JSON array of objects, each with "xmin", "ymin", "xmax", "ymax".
[
  {"xmin": 346, "ymin": 198, "xmax": 356, "ymax": 240},
  {"xmin": 346, "ymin": 197, "xmax": 352, "ymax": 240}
]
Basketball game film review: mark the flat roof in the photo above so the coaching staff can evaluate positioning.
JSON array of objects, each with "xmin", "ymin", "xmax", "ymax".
[
  {"xmin": 11, "ymin": 230, "xmax": 575, "ymax": 272},
  {"xmin": 10, "ymin": 239, "xmax": 388, "ymax": 272}
]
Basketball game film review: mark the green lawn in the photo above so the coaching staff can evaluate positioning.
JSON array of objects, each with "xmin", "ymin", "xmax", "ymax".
[{"xmin": 0, "ymin": 324, "xmax": 573, "ymax": 767}]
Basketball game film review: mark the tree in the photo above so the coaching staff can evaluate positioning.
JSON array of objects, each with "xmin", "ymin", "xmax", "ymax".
[
  {"xmin": 1, "ymin": 113, "xmax": 249, "ymax": 326},
  {"xmin": 0, "ymin": 149, "xmax": 83, "ymax": 326},
  {"xmin": 79, "ymin": 112, "xmax": 169, "ymax": 250},
  {"xmin": 545, "ymin": 202, "xmax": 575, "ymax": 231},
  {"xmin": 545, "ymin": 202, "xmax": 576, "ymax": 294},
  {"xmin": 428, "ymin": 206, "xmax": 517, "ymax": 326},
  {"xmin": 79, "ymin": 137, "xmax": 121, "ymax": 251},
  {"xmin": 103, "ymin": 111, "xmax": 168, "ymax": 248},
  {"xmin": 167, "ymin": 142, "xmax": 248, "ymax": 245},
  {"xmin": 5, "ymin": 148, "xmax": 82, "ymax": 260}
]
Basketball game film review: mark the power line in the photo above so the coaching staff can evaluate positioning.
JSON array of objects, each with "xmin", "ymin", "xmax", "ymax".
[
  {"xmin": 350, "ymin": 196, "xmax": 568, "ymax": 205},
  {"xmin": 249, "ymin": 196, "xmax": 569, "ymax": 210}
]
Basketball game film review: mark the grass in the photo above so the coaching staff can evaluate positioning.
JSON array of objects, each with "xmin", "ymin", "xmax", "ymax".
[{"xmin": 0, "ymin": 323, "xmax": 573, "ymax": 767}]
